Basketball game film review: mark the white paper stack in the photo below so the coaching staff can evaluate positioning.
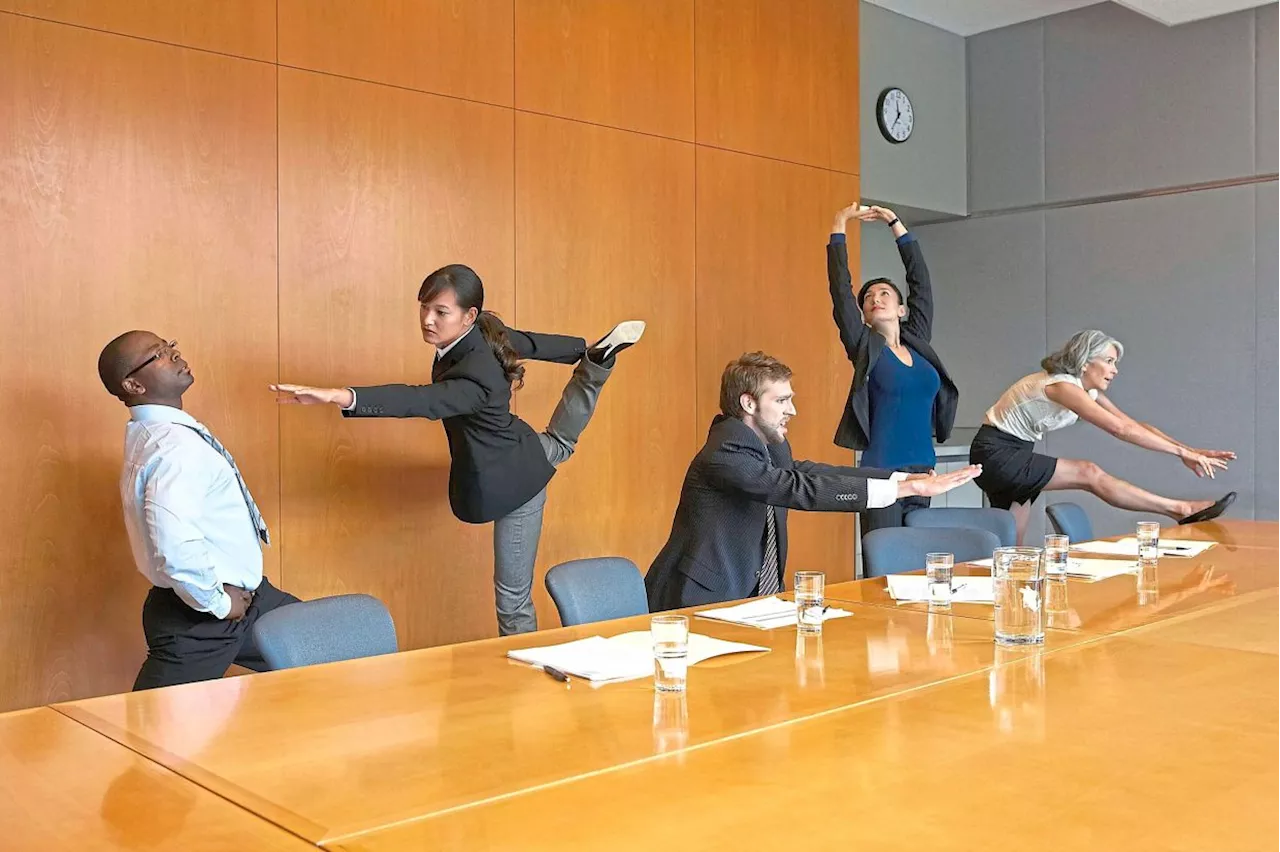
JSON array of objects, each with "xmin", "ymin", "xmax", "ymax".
[
  {"xmin": 1072, "ymin": 537, "xmax": 1216, "ymax": 558},
  {"xmin": 1059, "ymin": 557, "xmax": 1140, "ymax": 582},
  {"xmin": 885, "ymin": 575, "xmax": 995, "ymax": 604},
  {"xmin": 695, "ymin": 596, "xmax": 853, "ymax": 629},
  {"xmin": 507, "ymin": 631, "xmax": 769, "ymax": 684}
]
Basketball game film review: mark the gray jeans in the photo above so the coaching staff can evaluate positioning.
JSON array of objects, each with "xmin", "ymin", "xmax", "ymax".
[{"xmin": 492, "ymin": 357, "xmax": 611, "ymax": 635}]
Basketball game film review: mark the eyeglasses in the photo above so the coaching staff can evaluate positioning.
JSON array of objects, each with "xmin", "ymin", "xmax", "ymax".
[{"xmin": 123, "ymin": 340, "xmax": 178, "ymax": 380}]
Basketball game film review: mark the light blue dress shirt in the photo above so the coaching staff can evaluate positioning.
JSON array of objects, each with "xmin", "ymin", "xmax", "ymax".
[{"xmin": 120, "ymin": 405, "xmax": 265, "ymax": 619}]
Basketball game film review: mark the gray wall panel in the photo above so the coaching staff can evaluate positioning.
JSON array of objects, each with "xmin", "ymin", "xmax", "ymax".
[
  {"xmin": 860, "ymin": 3, "xmax": 968, "ymax": 215},
  {"xmin": 1044, "ymin": 4, "xmax": 1258, "ymax": 201},
  {"xmin": 891, "ymin": 0, "xmax": 1276, "ymax": 539},
  {"xmin": 967, "ymin": 20, "xmax": 1045, "ymax": 212},
  {"xmin": 1258, "ymin": 4, "xmax": 1278, "ymax": 173},
  {"xmin": 915, "ymin": 211, "xmax": 1048, "ymax": 428},
  {"xmin": 1042, "ymin": 185, "xmax": 1257, "ymax": 537},
  {"xmin": 1255, "ymin": 182, "xmax": 1278, "ymax": 519}
]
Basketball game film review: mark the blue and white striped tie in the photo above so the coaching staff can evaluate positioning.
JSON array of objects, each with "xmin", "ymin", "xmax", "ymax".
[{"xmin": 185, "ymin": 424, "xmax": 271, "ymax": 546}]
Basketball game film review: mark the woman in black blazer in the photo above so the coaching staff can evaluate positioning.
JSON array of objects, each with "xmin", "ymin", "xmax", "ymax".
[
  {"xmin": 827, "ymin": 203, "xmax": 959, "ymax": 537},
  {"xmin": 272, "ymin": 264, "xmax": 644, "ymax": 635}
]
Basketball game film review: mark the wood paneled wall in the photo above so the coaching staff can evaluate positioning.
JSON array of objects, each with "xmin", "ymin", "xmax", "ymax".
[{"xmin": 0, "ymin": 0, "xmax": 860, "ymax": 710}]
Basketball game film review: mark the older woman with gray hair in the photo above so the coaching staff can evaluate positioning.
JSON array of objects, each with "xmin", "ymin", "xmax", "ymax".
[{"xmin": 969, "ymin": 329, "xmax": 1236, "ymax": 543}]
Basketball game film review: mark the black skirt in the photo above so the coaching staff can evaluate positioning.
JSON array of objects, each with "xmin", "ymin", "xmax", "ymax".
[{"xmin": 968, "ymin": 424, "xmax": 1058, "ymax": 510}]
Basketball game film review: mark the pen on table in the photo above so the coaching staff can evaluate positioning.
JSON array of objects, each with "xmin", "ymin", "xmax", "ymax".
[
  {"xmin": 543, "ymin": 665, "xmax": 571, "ymax": 686},
  {"xmin": 951, "ymin": 583, "xmax": 967, "ymax": 595}
]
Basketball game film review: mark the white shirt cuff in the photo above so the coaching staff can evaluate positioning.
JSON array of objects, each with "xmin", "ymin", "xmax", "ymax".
[
  {"xmin": 208, "ymin": 588, "xmax": 232, "ymax": 620},
  {"xmin": 889, "ymin": 471, "xmax": 908, "ymax": 482},
  {"xmin": 867, "ymin": 478, "xmax": 900, "ymax": 509},
  {"xmin": 343, "ymin": 388, "xmax": 357, "ymax": 411}
]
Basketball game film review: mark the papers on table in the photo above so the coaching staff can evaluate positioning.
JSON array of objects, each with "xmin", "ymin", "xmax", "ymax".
[
  {"xmin": 507, "ymin": 631, "xmax": 768, "ymax": 684},
  {"xmin": 1060, "ymin": 557, "xmax": 1139, "ymax": 582},
  {"xmin": 885, "ymin": 575, "xmax": 995, "ymax": 604},
  {"xmin": 1073, "ymin": 537, "xmax": 1216, "ymax": 558},
  {"xmin": 695, "ymin": 596, "xmax": 853, "ymax": 630}
]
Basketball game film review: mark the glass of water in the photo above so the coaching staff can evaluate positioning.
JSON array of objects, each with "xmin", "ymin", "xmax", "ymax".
[
  {"xmin": 993, "ymin": 547, "xmax": 1045, "ymax": 646},
  {"xmin": 1136, "ymin": 521, "xmax": 1160, "ymax": 566},
  {"xmin": 651, "ymin": 615, "xmax": 689, "ymax": 692},
  {"xmin": 794, "ymin": 571, "xmax": 825, "ymax": 635},
  {"xmin": 925, "ymin": 553, "xmax": 954, "ymax": 608},
  {"xmin": 1044, "ymin": 534, "xmax": 1069, "ymax": 578}
]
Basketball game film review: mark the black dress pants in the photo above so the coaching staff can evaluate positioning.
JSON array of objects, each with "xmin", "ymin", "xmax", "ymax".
[{"xmin": 132, "ymin": 578, "xmax": 300, "ymax": 691}]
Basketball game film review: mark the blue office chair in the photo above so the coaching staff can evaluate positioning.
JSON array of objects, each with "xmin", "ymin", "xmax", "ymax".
[
  {"xmin": 862, "ymin": 527, "xmax": 1003, "ymax": 578},
  {"xmin": 545, "ymin": 557, "xmax": 649, "ymax": 626},
  {"xmin": 250, "ymin": 594, "xmax": 398, "ymax": 671},
  {"xmin": 1046, "ymin": 502, "xmax": 1094, "ymax": 542},
  {"xmin": 904, "ymin": 507, "xmax": 1017, "ymax": 547}
]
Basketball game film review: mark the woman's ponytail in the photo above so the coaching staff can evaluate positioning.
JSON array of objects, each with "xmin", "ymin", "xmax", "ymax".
[{"xmin": 476, "ymin": 311, "xmax": 525, "ymax": 389}]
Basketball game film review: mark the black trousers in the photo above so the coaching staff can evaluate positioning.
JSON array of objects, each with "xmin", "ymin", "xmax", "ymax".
[
  {"xmin": 859, "ymin": 464, "xmax": 935, "ymax": 538},
  {"xmin": 133, "ymin": 578, "xmax": 300, "ymax": 691}
]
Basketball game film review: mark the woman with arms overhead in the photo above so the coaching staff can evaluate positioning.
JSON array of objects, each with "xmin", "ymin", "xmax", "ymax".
[{"xmin": 826, "ymin": 203, "xmax": 960, "ymax": 537}]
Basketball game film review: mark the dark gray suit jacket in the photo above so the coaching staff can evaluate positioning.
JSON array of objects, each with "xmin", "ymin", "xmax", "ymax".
[
  {"xmin": 645, "ymin": 416, "xmax": 891, "ymax": 611},
  {"xmin": 343, "ymin": 324, "xmax": 584, "ymax": 524}
]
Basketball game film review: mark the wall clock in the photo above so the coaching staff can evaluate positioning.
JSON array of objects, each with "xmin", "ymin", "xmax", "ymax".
[{"xmin": 876, "ymin": 87, "xmax": 913, "ymax": 144}]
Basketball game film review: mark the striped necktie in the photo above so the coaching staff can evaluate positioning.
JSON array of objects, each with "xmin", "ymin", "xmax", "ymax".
[
  {"xmin": 757, "ymin": 506, "xmax": 781, "ymax": 596},
  {"xmin": 184, "ymin": 424, "xmax": 271, "ymax": 546}
]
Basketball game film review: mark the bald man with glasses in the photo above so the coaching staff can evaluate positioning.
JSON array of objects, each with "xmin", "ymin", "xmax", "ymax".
[{"xmin": 98, "ymin": 330, "xmax": 300, "ymax": 690}]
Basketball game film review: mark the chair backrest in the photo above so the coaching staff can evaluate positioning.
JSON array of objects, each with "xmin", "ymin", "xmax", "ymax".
[
  {"xmin": 250, "ymin": 594, "xmax": 398, "ymax": 671},
  {"xmin": 545, "ymin": 557, "xmax": 649, "ymax": 627},
  {"xmin": 1046, "ymin": 502, "xmax": 1093, "ymax": 542},
  {"xmin": 904, "ymin": 507, "xmax": 1017, "ymax": 547},
  {"xmin": 862, "ymin": 527, "xmax": 1003, "ymax": 578}
]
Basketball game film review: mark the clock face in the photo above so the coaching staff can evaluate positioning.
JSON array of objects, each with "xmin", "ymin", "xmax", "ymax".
[{"xmin": 877, "ymin": 87, "xmax": 913, "ymax": 143}]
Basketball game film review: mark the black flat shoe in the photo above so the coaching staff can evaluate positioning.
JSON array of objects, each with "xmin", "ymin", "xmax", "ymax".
[{"xmin": 1177, "ymin": 491, "xmax": 1236, "ymax": 525}]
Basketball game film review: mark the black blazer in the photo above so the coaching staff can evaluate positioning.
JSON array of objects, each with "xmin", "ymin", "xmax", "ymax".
[
  {"xmin": 827, "ymin": 234, "xmax": 959, "ymax": 450},
  {"xmin": 344, "ymin": 325, "xmax": 585, "ymax": 524},
  {"xmin": 645, "ymin": 416, "xmax": 892, "ymax": 611}
]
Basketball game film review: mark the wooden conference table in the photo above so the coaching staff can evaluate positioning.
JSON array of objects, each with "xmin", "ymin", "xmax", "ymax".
[
  {"xmin": 0, "ymin": 706, "xmax": 314, "ymax": 851},
  {"xmin": 5, "ymin": 520, "xmax": 1275, "ymax": 850}
]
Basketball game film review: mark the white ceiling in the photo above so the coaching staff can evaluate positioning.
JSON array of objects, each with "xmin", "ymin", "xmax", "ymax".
[
  {"xmin": 1114, "ymin": 0, "xmax": 1277, "ymax": 26},
  {"xmin": 863, "ymin": 0, "xmax": 1276, "ymax": 35}
]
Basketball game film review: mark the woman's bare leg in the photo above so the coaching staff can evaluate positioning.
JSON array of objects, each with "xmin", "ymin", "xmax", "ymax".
[
  {"xmin": 1043, "ymin": 458, "xmax": 1214, "ymax": 520},
  {"xmin": 1009, "ymin": 500, "xmax": 1034, "ymax": 545}
]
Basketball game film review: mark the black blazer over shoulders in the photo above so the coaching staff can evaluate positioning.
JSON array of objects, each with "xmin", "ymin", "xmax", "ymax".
[
  {"xmin": 344, "ymin": 325, "xmax": 584, "ymax": 525},
  {"xmin": 827, "ymin": 235, "xmax": 959, "ymax": 450},
  {"xmin": 645, "ymin": 416, "xmax": 892, "ymax": 611}
]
